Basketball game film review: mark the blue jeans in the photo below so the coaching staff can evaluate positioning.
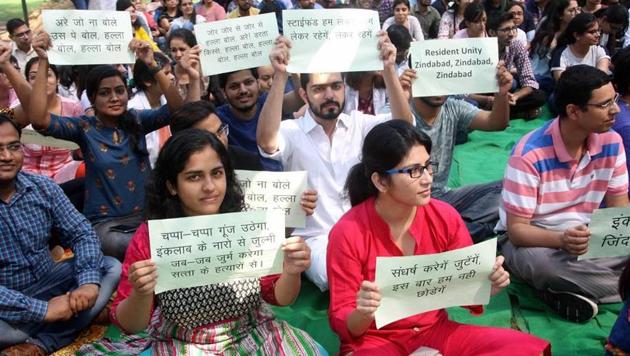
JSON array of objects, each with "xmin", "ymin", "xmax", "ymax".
[
  {"xmin": 0, "ymin": 257, "xmax": 121, "ymax": 353},
  {"xmin": 433, "ymin": 181, "xmax": 502, "ymax": 242}
]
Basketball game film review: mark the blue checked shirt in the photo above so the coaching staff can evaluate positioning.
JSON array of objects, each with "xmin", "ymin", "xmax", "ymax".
[{"xmin": 0, "ymin": 172, "xmax": 103, "ymax": 323}]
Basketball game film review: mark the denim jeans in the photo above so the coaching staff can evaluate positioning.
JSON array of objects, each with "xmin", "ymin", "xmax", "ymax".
[
  {"xmin": 433, "ymin": 181, "xmax": 503, "ymax": 242},
  {"xmin": 0, "ymin": 257, "xmax": 121, "ymax": 353}
]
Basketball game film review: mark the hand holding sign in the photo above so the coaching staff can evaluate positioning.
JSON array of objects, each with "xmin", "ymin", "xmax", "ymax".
[
  {"xmin": 300, "ymin": 189, "xmax": 318, "ymax": 216},
  {"xmin": 377, "ymin": 31, "xmax": 397, "ymax": 69},
  {"xmin": 128, "ymin": 259, "xmax": 158, "ymax": 296},
  {"xmin": 562, "ymin": 225, "xmax": 591, "ymax": 256},
  {"xmin": 33, "ymin": 31, "xmax": 52, "ymax": 59},
  {"xmin": 176, "ymin": 45, "xmax": 202, "ymax": 80},
  {"xmin": 269, "ymin": 36, "xmax": 292, "ymax": 75},
  {"xmin": 282, "ymin": 236, "xmax": 311, "ymax": 275},
  {"xmin": 496, "ymin": 61, "xmax": 514, "ymax": 96},
  {"xmin": 489, "ymin": 256, "xmax": 510, "ymax": 296},
  {"xmin": 129, "ymin": 39, "xmax": 156, "ymax": 67},
  {"xmin": 356, "ymin": 281, "xmax": 381, "ymax": 319}
]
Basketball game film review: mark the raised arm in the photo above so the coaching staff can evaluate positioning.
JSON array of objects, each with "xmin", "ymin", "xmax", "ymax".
[
  {"xmin": 469, "ymin": 62, "xmax": 512, "ymax": 131},
  {"xmin": 27, "ymin": 32, "xmax": 53, "ymax": 131},
  {"xmin": 257, "ymin": 36, "xmax": 291, "ymax": 154},
  {"xmin": 0, "ymin": 42, "xmax": 30, "ymax": 127},
  {"xmin": 378, "ymin": 32, "xmax": 413, "ymax": 124},
  {"xmin": 177, "ymin": 45, "xmax": 202, "ymax": 103}
]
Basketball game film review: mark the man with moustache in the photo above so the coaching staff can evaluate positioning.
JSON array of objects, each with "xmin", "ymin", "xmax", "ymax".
[
  {"xmin": 413, "ymin": 0, "xmax": 441, "ymax": 39},
  {"xmin": 399, "ymin": 60, "xmax": 513, "ymax": 242},
  {"xmin": 256, "ymin": 33, "xmax": 413, "ymax": 291},
  {"xmin": 216, "ymin": 68, "xmax": 302, "ymax": 170},
  {"xmin": 0, "ymin": 114, "xmax": 121, "ymax": 355},
  {"xmin": 497, "ymin": 65, "xmax": 629, "ymax": 323}
]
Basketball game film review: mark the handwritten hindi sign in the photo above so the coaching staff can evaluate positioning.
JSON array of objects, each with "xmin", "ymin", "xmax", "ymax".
[
  {"xmin": 236, "ymin": 170, "xmax": 308, "ymax": 228},
  {"xmin": 374, "ymin": 238, "xmax": 497, "ymax": 328},
  {"xmin": 580, "ymin": 207, "xmax": 630, "ymax": 260},
  {"xmin": 283, "ymin": 9, "xmax": 381, "ymax": 73},
  {"xmin": 42, "ymin": 10, "xmax": 135, "ymax": 65},
  {"xmin": 194, "ymin": 13, "xmax": 279, "ymax": 76},
  {"xmin": 409, "ymin": 38, "xmax": 499, "ymax": 97},
  {"xmin": 20, "ymin": 129, "xmax": 79, "ymax": 150},
  {"xmin": 149, "ymin": 211, "xmax": 284, "ymax": 294}
]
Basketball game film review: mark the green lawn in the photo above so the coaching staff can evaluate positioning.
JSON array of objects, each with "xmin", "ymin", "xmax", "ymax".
[{"xmin": 0, "ymin": 0, "xmax": 47, "ymax": 25}]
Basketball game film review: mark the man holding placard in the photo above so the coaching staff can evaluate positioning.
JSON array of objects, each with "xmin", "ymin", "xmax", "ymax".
[
  {"xmin": 498, "ymin": 65, "xmax": 629, "ymax": 323},
  {"xmin": 257, "ymin": 32, "xmax": 414, "ymax": 291},
  {"xmin": 399, "ymin": 57, "xmax": 512, "ymax": 241}
]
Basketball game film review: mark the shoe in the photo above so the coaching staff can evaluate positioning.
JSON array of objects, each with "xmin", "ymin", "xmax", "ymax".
[
  {"xmin": 1, "ymin": 343, "xmax": 47, "ymax": 356},
  {"xmin": 538, "ymin": 289, "xmax": 598, "ymax": 323}
]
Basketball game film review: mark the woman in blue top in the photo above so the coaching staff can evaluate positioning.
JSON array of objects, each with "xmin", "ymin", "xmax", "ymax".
[{"xmin": 27, "ymin": 32, "xmax": 200, "ymax": 261}]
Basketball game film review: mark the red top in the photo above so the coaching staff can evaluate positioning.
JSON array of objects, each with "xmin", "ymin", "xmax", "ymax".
[
  {"xmin": 327, "ymin": 197, "xmax": 483, "ymax": 354},
  {"xmin": 110, "ymin": 223, "xmax": 280, "ymax": 332}
]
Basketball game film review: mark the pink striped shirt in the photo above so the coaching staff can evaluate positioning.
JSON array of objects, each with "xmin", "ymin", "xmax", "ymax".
[{"xmin": 497, "ymin": 118, "xmax": 628, "ymax": 232}]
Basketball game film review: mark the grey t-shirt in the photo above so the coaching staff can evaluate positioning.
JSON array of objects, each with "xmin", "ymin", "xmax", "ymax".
[{"xmin": 412, "ymin": 97, "xmax": 480, "ymax": 193}]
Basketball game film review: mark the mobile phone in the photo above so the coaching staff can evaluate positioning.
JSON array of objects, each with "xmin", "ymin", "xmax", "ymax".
[{"xmin": 110, "ymin": 224, "xmax": 138, "ymax": 234}]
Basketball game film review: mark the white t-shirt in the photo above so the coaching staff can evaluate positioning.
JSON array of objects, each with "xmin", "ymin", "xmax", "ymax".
[{"xmin": 550, "ymin": 45, "xmax": 610, "ymax": 73}]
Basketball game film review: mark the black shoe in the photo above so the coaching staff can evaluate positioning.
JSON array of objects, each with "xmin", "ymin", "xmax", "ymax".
[{"xmin": 538, "ymin": 289, "xmax": 598, "ymax": 323}]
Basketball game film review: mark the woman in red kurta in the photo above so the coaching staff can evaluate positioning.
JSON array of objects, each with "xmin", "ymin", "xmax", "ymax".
[{"xmin": 327, "ymin": 120, "xmax": 550, "ymax": 356}]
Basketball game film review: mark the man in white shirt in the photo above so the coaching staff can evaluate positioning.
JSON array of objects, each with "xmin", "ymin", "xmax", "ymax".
[
  {"xmin": 257, "ymin": 33, "xmax": 413, "ymax": 291},
  {"xmin": 6, "ymin": 19, "xmax": 36, "ymax": 73}
]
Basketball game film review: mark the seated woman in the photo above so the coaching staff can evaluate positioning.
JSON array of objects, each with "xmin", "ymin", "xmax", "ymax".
[
  {"xmin": 453, "ymin": 2, "xmax": 487, "ymax": 39},
  {"xmin": 551, "ymin": 12, "xmax": 611, "ymax": 81},
  {"xmin": 27, "ymin": 32, "xmax": 199, "ymax": 261},
  {"xmin": 327, "ymin": 120, "xmax": 550, "ymax": 355},
  {"xmin": 110, "ymin": 129, "xmax": 326, "ymax": 354},
  {"xmin": 343, "ymin": 71, "xmax": 388, "ymax": 115},
  {"xmin": 382, "ymin": 0, "xmax": 424, "ymax": 42},
  {"xmin": 437, "ymin": 0, "xmax": 471, "ymax": 39},
  {"xmin": 168, "ymin": 0, "xmax": 206, "ymax": 35}
]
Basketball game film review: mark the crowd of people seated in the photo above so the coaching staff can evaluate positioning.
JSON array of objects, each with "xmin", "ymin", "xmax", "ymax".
[{"xmin": 1, "ymin": 0, "xmax": 630, "ymax": 354}]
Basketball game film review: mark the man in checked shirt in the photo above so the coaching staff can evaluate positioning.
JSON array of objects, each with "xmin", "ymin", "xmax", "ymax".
[{"xmin": 0, "ymin": 113, "xmax": 121, "ymax": 355}]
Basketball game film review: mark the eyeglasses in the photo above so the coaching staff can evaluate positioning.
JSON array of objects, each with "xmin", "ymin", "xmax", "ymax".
[
  {"xmin": 217, "ymin": 123, "xmax": 229, "ymax": 137},
  {"xmin": 586, "ymin": 93, "xmax": 620, "ymax": 110},
  {"xmin": 0, "ymin": 142, "xmax": 23, "ymax": 154},
  {"xmin": 12, "ymin": 30, "xmax": 31, "ymax": 38},
  {"xmin": 497, "ymin": 26, "xmax": 518, "ymax": 33},
  {"xmin": 385, "ymin": 161, "xmax": 438, "ymax": 178}
]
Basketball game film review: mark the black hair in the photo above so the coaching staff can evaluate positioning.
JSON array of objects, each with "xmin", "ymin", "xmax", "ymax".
[
  {"xmin": 218, "ymin": 68, "xmax": 258, "ymax": 89},
  {"xmin": 24, "ymin": 57, "xmax": 58, "ymax": 81},
  {"xmin": 487, "ymin": 11, "xmax": 514, "ymax": 33},
  {"xmin": 345, "ymin": 71, "xmax": 386, "ymax": 90},
  {"xmin": 132, "ymin": 52, "xmax": 170, "ymax": 92},
  {"xmin": 145, "ymin": 128, "xmax": 244, "ymax": 219},
  {"xmin": 557, "ymin": 12, "xmax": 598, "ymax": 47},
  {"xmin": 168, "ymin": 28, "xmax": 198, "ymax": 49},
  {"xmin": 300, "ymin": 73, "xmax": 310, "ymax": 91},
  {"xmin": 554, "ymin": 64, "xmax": 611, "ymax": 117},
  {"xmin": 462, "ymin": 2, "xmax": 485, "ymax": 28},
  {"xmin": 0, "ymin": 56, "xmax": 20, "ymax": 75},
  {"xmin": 392, "ymin": 0, "xmax": 410, "ymax": 10},
  {"xmin": 345, "ymin": 120, "xmax": 432, "ymax": 206},
  {"xmin": 530, "ymin": 0, "xmax": 573, "ymax": 57},
  {"xmin": 613, "ymin": 46, "xmax": 630, "ymax": 96},
  {"xmin": 6, "ymin": 18, "xmax": 27, "ymax": 36},
  {"xmin": 620, "ymin": 259, "xmax": 630, "ymax": 300},
  {"xmin": 0, "ymin": 112, "xmax": 21, "ymax": 138},
  {"xmin": 597, "ymin": 4, "xmax": 629, "ymax": 31},
  {"xmin": 387, "ymin": 24, "xmax": 412, "ymax": 51},
  {"xmin": 170, "ymin": 100, "xmax": 219, "ymax": 133},
  {"xmin": 85, "ymin": 65, "xmax": 148, "ymax": 157},
  {"xmin": 116, "ymin": 0, "xmax": 141, "ymax": 28},
  {"xmin": 179, "ymin": 0, "xmax": 200, "ymax": 24}
]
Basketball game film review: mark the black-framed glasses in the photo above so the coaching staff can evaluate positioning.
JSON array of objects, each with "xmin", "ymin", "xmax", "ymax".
[
  {"xmin": 0, "ymin": 142, "xmax": 23, "ymax": 154},
  {"xmin": 586, "ymin": 93, "xmax": 620, "ymax": 110},
  {"xmin": 497, "ymin": 26, "xmax": 518, "ymax": 33},
  {"xmin": 217, "ymin": 123, "xmax": 229, "ymax": 137},
  {"xmin": 385, "ymin": 161, "xmax": 438, "ymax": 178}
]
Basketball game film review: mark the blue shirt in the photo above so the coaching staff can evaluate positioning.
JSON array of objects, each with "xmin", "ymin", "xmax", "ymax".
[
  {"xmin": 44, "ymin": 105, "xmax": 171, "ymax": 222},
  {"xmin": 0, "ymin": 172, "xmax": 103, "ymax": 323},
  {"xmin": 216, "ymin": 94, "xmax": 282, "ymax": 171}
]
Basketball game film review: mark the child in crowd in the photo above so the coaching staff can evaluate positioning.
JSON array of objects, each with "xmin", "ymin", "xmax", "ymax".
[
  {"xmin": 109, "ymin": 129, "xmax": 326, "ymax": 354},
  {"xmin": 327, "ymin": 120, "xmax": 550, "ymax": 355},
  {"xmin": 26, "ymin": 32, "xmax": 199, "ymax": 261}
]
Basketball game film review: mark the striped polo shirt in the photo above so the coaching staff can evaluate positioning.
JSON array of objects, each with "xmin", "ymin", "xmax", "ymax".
[{"xmin": 496, "ymin": 118, "xmax": 628, "ymax": 232}]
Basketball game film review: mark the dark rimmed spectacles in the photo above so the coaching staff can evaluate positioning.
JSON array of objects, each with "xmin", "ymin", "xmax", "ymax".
[
  {"xmin": 385, "ymin": 161, "xmax": 438, "ymax": 178},
  {"xmin": 217, "ymin": 123, "xmax": 229, "ymax": 137}
]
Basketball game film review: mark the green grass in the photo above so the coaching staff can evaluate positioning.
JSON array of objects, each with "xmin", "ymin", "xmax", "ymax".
[{"xmin": 0, "ymin": 0, "xmax": 48, "ymax": 25}]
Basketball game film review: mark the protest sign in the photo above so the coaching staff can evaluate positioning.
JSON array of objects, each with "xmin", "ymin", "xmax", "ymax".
[
  {"xmin": 579, "ymin": 207, "xmax": 630, "ymax": 260},
  {"xmin": 21, "ymin": 129, "xmax": 79, "ymax": 150},
  {"xmin": 149, "ymin": 210, "xmax": 284, "ymax": 294},
  {"xmin": 283, "ymin": 9, "xmax": 381, "ymax": 73},
  {"xmin": 42, "ymin": 10, "xmax": 135, "ymax": 65},
  {"xmin": 236, "ymin": 170, "xmax": 308, "ymax": 228},
  {"xmin": 409, "ymin": 38, "xmax": 499, "ymax": 97},
  {"xmin": 374, "ymin": 238, "xmax": 496, "ymax": 328},
  {"xmin": 194, "ymin": 13, "xmax": 279, "ymax": 76}
]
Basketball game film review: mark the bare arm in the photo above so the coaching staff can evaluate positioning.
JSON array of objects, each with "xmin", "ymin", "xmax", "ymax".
[
  {"xmin": 273, "ymin": 237, "xmax": 310, "ymax": 306},
  {"xmin": 379, "ymin": 32, "xmax": 412, "ymax": 124},
  {"xmin": 597, "ymin": 58, "xmax": 611, "ymax": 74},
  {"xmin": 605, "ymin": 193, "xmax": 630, "ymax": 207},
  {"xmin": 346, "ymin": 281, "xmax": 380, "ymax": 338},
  {"xmin": 469, "ymin": 63, "xmax": 512, "ymax": 131},
  {"xmin": 0, "ymin": 43, "xmax": 30, "ymax": 127},
  {"xmin": 115, "ymin": 260, "xmax": 156, "ymax": 333},
  {"xmin": 179, "ymin": 45, "xmax": 202, "ymax": 103},
  {"xmin": 506, "ymin": 213, "xmax": 591, "ymax": 255}
]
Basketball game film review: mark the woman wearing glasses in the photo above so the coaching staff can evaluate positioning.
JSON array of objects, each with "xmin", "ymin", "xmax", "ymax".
[{"xmin": 327, "ymin": 120, "xmax": 550, "ymax": 355}]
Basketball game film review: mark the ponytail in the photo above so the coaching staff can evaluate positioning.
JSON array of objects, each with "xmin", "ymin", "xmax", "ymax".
[{"xmin": 346, "ymin": 162, "xmax": 379, "ymax": 207}]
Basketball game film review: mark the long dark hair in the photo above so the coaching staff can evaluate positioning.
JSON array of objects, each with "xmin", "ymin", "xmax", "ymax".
[
  {"xmin": 145, "ymin": 129, "xmax": 245, "ymax": 219},
  {"xmin": 530, "ymin": 0, "xmax": 573, "ymax": 57},
  {"xmin": 168, "ymin": 28, "xmax": 198, "ymax": 49},
  {"xmin": 557, "ymin": 12, "xmax": 598, "ymax": 47},
  {"xmin": 345, "ymin": 120, "xmax": 432, "ymax": 206},
  {"xmin": 85, "ymin": 65, "xmax": 147, "ymax": 157}
]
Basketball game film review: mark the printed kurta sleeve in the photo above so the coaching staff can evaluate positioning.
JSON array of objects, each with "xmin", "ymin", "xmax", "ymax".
[
  {"xmin": 135, "ymin": 105, "xmax": 172, "ymax": 134},
  {"xmin": 42, "ymin": 113, "xmax": 86, "ymax": 143}
]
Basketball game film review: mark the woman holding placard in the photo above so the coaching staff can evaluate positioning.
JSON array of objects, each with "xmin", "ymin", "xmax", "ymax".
[
  {"xmin": 107, "ymin": 129, "xmax": 325, "ymax": 354},
  {"xmin": 327, "ymin": 120, "xmax": 550, "ymax": 355},
  {"xmin": 26, "ymin": 32, "xmax": 200, "ymax": 261}
]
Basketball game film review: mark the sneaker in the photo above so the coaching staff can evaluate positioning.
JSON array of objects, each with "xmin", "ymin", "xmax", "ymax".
[{"xmin": 538, "ymin": 289, "xmax": 598, "ymax": 323}]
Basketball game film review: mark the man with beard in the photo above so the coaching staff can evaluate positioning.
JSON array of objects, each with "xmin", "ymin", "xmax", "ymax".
[
  {"xmin": 227, "ymin": 0, "xmax": 260, "ymax": 18},
  {"xmin": 399, "ymin": 57, "xmax": 513, "ymax": 242},
  {"xmin": 216, "ymin": 68, "xmax": 302, "ymax": 170},
  {"xmin": 256, "ymin": 33, "xmax": 413, "ymax": 291},
  {"xmin": 0, "ymin": 113, "xmax": 121, "ymax": 355},
  {"xmin": 497, "ymin": 65, "xmax": 629, "ymax": 323}
]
